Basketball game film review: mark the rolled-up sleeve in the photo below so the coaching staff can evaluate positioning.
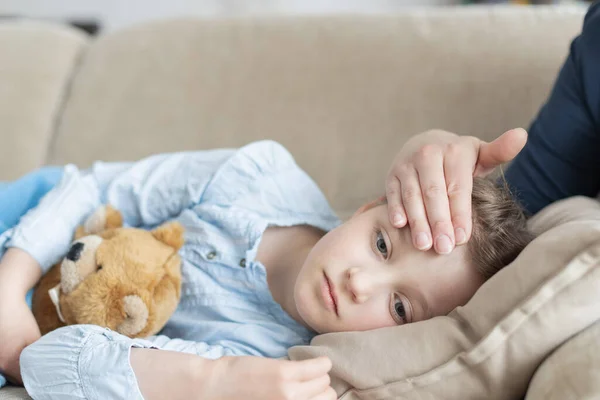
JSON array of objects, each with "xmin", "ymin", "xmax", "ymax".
[
  {"xmin": 5, "ymin": 166, "xmax": 100, "ymax": 273},
  {"xmin": 2, "ymin": 149, "xmax": 234, "ymax": 272},
  {"xmin": 21, "ymin": 325, "xmax": 157, "ymax": 400},
  {"xmin": 21, "ymin": 325, "xmax": 256, "ymax": 400}
]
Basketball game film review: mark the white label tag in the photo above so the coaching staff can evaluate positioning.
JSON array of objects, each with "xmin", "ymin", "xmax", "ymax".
[{"xmin": 48, "ymin": 284, "xmax": 66, "ymax": 323}]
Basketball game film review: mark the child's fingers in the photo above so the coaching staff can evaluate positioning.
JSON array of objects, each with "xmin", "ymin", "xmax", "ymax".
[
  {"xmin": 310, "ymin": 386, "xmax": 338, "ymax": 400},
  {"xmin": 288, "ymin": 357, "xmax": 332, "ymax": 381},
  {"xmin": 297, "ymin": 373, "xmax": 331, "ymax": 398}
]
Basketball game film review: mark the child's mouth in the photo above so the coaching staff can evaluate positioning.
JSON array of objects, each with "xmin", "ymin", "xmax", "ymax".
[{"xmin": 321, "ymin": 272, "xmax": 339, "ymax": 316}]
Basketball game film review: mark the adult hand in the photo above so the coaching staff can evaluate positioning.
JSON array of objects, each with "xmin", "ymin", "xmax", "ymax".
[{"xmin": 385, "ymin": 128, "xmax": 527, "ymax": 254}]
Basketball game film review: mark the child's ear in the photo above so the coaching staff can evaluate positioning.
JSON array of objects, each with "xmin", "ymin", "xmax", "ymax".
[
  {"xmin": 353, "ymin": 195, "xmax": 387, "ymax": 218},
  {"xmin": 152, "ymin": 222, "xmax": 185, "ymax": 251}
]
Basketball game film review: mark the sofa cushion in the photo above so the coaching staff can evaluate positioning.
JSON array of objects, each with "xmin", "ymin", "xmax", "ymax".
[
  {"xmin": 0, "ymin": 21, "xmax": 88, "ymax": 180},
  {"xmin": 0, "ymin": 386, "xmax": 30, "ymax": 400},
  {"xmin": 288, "ymin": 196, "xmax": 600, "ymax": 399}
]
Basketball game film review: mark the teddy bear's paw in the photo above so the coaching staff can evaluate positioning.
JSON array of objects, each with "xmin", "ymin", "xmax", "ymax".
[
  {"xmin": 83, "ymin": 205, "xmax": 124, "ymax": 235},
  {"xmin": 117, "ymin": 295, "xmax": 149, "ymax": 337}
]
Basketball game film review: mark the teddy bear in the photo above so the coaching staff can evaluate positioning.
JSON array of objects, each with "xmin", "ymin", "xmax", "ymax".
[{"xmin": 32, "ymin": 205, "xmax": 184, "ymax": 338}]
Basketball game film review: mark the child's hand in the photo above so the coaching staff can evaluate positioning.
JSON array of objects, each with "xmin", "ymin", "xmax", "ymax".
[
  {"xmin": 385, "ymin": 128, "xmax": 527, "ymax": 254},
  {"xmin": 0, "ymin": 297, "xmax": 41, "ymax": 385},
  {"xmin": 210, "ymin": 356, "xmax": 336, "ymax": 400},
  {"xmin": 131, "ymin": 348, "xmax": 335, "ymax": 400}
]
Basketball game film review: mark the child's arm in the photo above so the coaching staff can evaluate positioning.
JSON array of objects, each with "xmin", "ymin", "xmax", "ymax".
[
  {"xmin": 131, "ymin": 348, "xmax": 334, "ymax": 400},
  {"xmin": 89, "ymin": 141, "xmax": 302, "ymax": 229},
  {"xmin": 88, "ymin": 148, "xmax": 235, "ymax": 227},
  {"xmin": 0, "ymin": 148, "xmax": 235, "ymax": 290},
  {"xmin": 0, "ymin": 149, "xmax": 234, "ymax": 382},
  {"xmin": 0, "ymin": 249, "xmax": 42, "ymax": 384},
  {"xmin": 4, "ymin": 165, "xmax": 100, "ymax": 274},
  {"xmin": 0, "ymin": 167, "xmax": 100, "ymax": 385},
  {"xmin": 20, "ymin": 324, "xmax": 334, "ymax": 400}
]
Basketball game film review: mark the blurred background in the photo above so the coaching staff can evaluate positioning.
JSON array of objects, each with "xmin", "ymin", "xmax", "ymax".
[{"xmin": 0, "ymin": 0, "xmax": 592, "ymax": 35}]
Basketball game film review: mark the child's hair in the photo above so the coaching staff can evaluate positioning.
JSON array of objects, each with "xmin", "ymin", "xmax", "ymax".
[{"xmin": 469, "ymin": 176, "xmax": 534, "ymax": 280}]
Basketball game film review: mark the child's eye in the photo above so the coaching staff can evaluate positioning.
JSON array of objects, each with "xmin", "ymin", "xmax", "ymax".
[
  {"xmin": 375, "ymin": 231, "xmax": 388, "ymax": 258},
  {"xmin": 390, "ymin": 293, "xmax": 408, "ymax": 325}
]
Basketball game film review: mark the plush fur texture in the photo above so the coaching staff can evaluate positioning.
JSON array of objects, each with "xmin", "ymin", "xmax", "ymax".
[{"xmin": 32, "ymin": 205, "xmax": 183, "ymax": 338}]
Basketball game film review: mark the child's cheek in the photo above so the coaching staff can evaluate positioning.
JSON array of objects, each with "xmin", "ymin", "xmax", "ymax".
[{"xmin": 345, "ymin": 306, "xmax": 396, "ymax": 331}]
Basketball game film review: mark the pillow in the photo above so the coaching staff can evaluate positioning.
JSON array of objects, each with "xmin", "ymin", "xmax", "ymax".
[
  {"xmin": 525, "ymin": 320, "xmax": 600, "ymax": 400},
  {"xmin": 288, "ymin": 196, "xmax": 600, "ymax": 399}
]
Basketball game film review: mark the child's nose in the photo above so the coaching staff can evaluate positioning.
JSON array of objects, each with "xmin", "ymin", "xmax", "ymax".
[{"xmin": 346, "ymin": 267, "xmax": 381, "ymax": 303}]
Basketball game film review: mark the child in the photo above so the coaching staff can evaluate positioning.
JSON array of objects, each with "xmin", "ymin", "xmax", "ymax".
[{"xmin": 0, "ymin": 140, "xmax": 532, "ymax": 400}]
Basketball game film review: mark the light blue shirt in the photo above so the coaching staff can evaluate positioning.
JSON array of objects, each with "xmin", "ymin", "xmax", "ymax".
[{"xmin": 2, "ymin": 141, "xmax": 340, "ymax": 399}]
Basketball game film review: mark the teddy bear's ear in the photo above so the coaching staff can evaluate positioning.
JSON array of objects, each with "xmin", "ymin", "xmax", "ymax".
[
  {"xmin": 76, "ymin": 205, "xmax": 123, "ymax": 239},
  {"xmin": 152, "ymin": 222, "xmax": 185, "ymax": 251}
]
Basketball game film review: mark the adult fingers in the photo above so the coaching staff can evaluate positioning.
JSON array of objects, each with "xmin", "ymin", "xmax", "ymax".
[
  {"xmin": 476, "ymin": 128, "xmax": 528, "ymax": 176},
  {"xmin": 414, "ymin": 145, "xmax": 454, "ymax": 254},
  {"xmin": 385, "ymin": 176, "xmax": 407, "ymax": 227},
  {"xmin": 399, "ymin": 165, "xmax": 432, "ymax": 251},
  {"xmin": 443, "ymin": 140, "xmax": 477, "ymax": 246}
]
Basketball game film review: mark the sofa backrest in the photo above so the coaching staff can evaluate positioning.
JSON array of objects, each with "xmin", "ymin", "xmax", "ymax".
[
  {"xmin": 0, "ymin": 21, "xmax": 87, "ymax": 180},
  {"xmin": 0, "ymin": 6, "xmax": 587, "ymax": 218}
]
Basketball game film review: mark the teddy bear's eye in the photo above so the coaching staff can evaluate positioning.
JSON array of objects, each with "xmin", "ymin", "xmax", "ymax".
[{"xmin": 97, "ymin": 265, "xmax": 103, "ymax": 271}]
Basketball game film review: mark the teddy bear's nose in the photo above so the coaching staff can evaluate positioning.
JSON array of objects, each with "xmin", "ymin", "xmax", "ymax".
[{"xmin": 66, "ymin": 242, "xmax": 85, "ymax": 262}]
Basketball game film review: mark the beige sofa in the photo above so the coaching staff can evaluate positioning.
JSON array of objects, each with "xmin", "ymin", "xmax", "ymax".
[{"xmin": 0, "ymin": 5, "xmax": 597, "ymax": 399}]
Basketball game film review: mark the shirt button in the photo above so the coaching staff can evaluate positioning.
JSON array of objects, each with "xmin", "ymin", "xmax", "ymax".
[
  {"xmin": 239, "ymin": 258, "xmax": 246, "ymax": 268},
  {"xmin": 206, "ymin": 251, "xmax": 217, "ymax": 260}
]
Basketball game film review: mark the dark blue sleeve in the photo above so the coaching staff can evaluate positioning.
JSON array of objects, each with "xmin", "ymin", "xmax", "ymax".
[{"xmin": 504, "ymin": 2, "xmax": 600, "ymax": 216}]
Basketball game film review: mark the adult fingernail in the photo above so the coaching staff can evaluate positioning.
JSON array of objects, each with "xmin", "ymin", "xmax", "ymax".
[
  {"xmin": 455, "ymin": 228, "xmax": 467, "ymax": 245},
  {"xmin": 393, "ymin": 214, "xmax": 406, "ymax": 226},
  {"xmin": 435, "ymin": 235, "xmax": 453, "ymax": 254},
  {"xmin": 415, "ymin": 232, "xmax": 431, "ymax": 250}
]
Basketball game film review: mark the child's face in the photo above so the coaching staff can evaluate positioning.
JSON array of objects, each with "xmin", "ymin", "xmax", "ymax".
[{"xmin": 294, "ymin": 203, "xmax": 485, "ymax": 334}]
